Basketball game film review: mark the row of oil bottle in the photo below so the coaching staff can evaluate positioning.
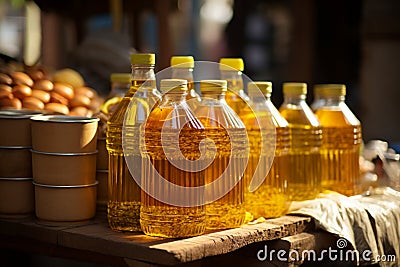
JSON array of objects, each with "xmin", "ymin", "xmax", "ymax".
[{"xmin": 98, "ymin": 53, "xmax": 362, "ymax": 238}]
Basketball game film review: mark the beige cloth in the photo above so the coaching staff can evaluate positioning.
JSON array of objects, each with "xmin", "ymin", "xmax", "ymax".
[{"xmin": 289, "ymin": 187, "xmax": 400, "ymax": 266}]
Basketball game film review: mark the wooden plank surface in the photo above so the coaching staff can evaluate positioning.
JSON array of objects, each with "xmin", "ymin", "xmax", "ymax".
[
  {"xmin": 0, "ymin": 216, "xmax": 73, "ymax": 244},
  {"xmin": 203, "ymin": 231, "xmax": 353, "ymax": 267},
  {"xmin": 0, "ymin": 214, "xmax": 312, "ymax": 266}
]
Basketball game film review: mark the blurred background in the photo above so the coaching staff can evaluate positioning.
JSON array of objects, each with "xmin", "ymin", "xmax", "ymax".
[{"xmin": 1, "ymin": 0, "xmax": 400, "ymax": 143}]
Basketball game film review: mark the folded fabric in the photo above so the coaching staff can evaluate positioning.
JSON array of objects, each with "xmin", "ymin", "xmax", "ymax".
[{"xmin": 288, "ymin": 187, "xmax": 400, "ymax": 266}]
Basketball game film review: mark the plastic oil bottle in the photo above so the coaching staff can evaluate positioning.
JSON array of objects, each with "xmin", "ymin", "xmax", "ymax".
[
  {"xmin": 239, "ymin": 82, "xmax": 291, "ymax": 218},
  {"xmin": 107, "ymin": 53, "xmax": 161, "ymax": 232},
  {"xmin": 279, "ymin": 82, "xmax": 322, "ymax": 200},
  {"xmin": 195, "ymin": 80, "xmax": 247, "ymax": 230},
  {"xmin": 170, "ymin": 56, "xmax": 201, "ymax": 109},
  {"xmin": 314, "ymin": 84, "xmax": 362, "ymax": 196},
  {"xmin": 219, "ymin": 58, "xmax": 250, "ymax": 115},
  {"xmin": 140, "ymin": 79, "xmax": 207, "ymax": 238},
  {"xmin": 94, "ymin": 73, "xmax": 132, "ymax": 212}
]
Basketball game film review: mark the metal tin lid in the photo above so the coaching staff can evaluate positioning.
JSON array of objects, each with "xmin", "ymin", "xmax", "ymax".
[
  {"xmin": 31, "ymin": 149, "xmax": 98, "ymax": 156},
  {"xmin": 0, "ymin": 177, "xmax": 33, "ymax": 181},
  {"xmin": 0, "ymin": 110, "xmax": 42, "ymax": 119},
  {"xmin": 0, "ymin": 145, "xmax": 31, "ymax": 149},
  {"xmin": 33, "ymin": 180, "xmax": 99, "ymax": 188},
  {"xmin": 30, "ymin": 115, "xmax": 99, "ymax": 123}
]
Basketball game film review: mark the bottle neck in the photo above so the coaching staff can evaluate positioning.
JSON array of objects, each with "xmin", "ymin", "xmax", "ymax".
[
  {"xmin": 201, "ymin": 92, "xmax": 226, "ymax": 101},
  {"xmin": 313, "ymin": 94, "xmax": 322, "ymax": 101},
  {"xmin": 127, "ymin": 64, "xmax": 156, "ymax": 97},
  {"xmin": 162, "ymin": 92, "xmax": 188, "ymax": 104},
  {"xmin": 109, "ymin": 82, "xmax": 130, "ymax": 98},
  {"xmin": 131, "ymin": 64, "xmax": 155, "ymax": 81},
  {"xmin": 220, "ymin": 70, "xmax": 243, "ymax": 92},
  {"xmin": 249, "ymin": 92, "xmax": 270, "ymax": 103},
  {"xmin": 220, "ymin": 70, "xmax": 242, "ymax": 80},
  {"xmin": 283, "ymin": 94, "xmax": 306, "ymax": 105},
  {"xmin": 323, "ymin": 95, "xmax": 345, "ymax": 106},
  {"xmin": 171, "ymin": 68, "xmax": 194, "ymax": 81}
]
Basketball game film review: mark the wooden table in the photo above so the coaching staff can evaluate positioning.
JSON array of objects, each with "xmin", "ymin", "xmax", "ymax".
[{"xmin": 0, "ymin": 213, "xmax": 354, "ymax": 267}]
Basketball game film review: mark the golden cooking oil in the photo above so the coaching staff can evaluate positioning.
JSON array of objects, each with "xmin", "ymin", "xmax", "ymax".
[
  {"xmin": 170, "ymin": 56, "xmax": 201, "ymax": 109},
  {"xmin": 279, "ymin": 82, "xmax": 322, "ymax": 201},
  {"xmin": 195, "ymin": 80, "xmax": 247, "ymax": 230},
  {"xmin": 239, "ymin": 82, "xmax": 291, "ymax": 219},
  {"xmin": 140, "ymin": 79, "xmax": 207, "ymax": 238},
  {"xmin": 314, "ymin": 84, "xmax": 362, "ymax": 196},
  {"xmin": 219, "ymin": 58, "xmax": 250, "ymax": 115},
  {"xmin": 107, "ymin": 54, "xmax": 161, "ymax": 232}
]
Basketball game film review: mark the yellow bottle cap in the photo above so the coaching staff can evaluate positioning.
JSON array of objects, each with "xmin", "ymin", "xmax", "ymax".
[
  {"xmin": 315, "ymin": 84, "xmax": 346, "ymax": 96},
  {"xmin": 283, "ymin": 82, "xmax": 307, "ymax": 95},
  {"xmin": 110, "ymin": 73, "xmax": 131, "ymax": 84},
  {"xmin": 219, "ymin": 58, "xmax": 244, "ymax": 71},
  {"xmin": 170, "ymin": 56, "xmax": 195, "ymax": 68},
  {"xmin": 200, "ymin": 80, "xmax": 227, "ymax": 93},
  {"xmin": 130, "ymin": 53, "xmax": 155, "ymax": 65},
  {"xmin": 160, "ymin": 79, "xmax": 187, "ymax": 93},
  {"xmin": 313, "ymin": 84, "xmax": 324, "ymax": 96},
  {"xmin": 248, "ymin": 81, "xmax": 272, "ymax": 94}
]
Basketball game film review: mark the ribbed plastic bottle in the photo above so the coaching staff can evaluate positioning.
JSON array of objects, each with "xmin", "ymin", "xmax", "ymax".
[
  {"xmin": 219, "ymin": 58, "xmax": 250, "ymax": 115},
  {"xmin": 195, "ymin": 80, "xmax": 247, "ymax": 230},
  {"xmin": 239, "ymin": 82, "xmax": 291, "ymax": 218},
  {"xmin": 140, "ymin": 79, "xmax": 207, "ymax": 238},
  {"xmin": 170, "ymin": 56, "xmax": 201, "ymax": 109},
  {"xmin": 314, "ymin": 84, "xmax": 362, "ymax": 196},
  {"xmin": 311, "ymin": 84, "xmax": 325, "ymax": 112},
  {"xmin": 107, "ymin": 53, "xmax": 161, "ymax": 232},
  {"xmin": 279, "ymin": 82, "xmax": 322, "ymax": 200}
]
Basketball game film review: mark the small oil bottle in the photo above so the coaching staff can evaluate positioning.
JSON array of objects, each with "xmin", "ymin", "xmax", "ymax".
[
  {"xmin": 107, "ymin": 53, "xmax": 161, "ymax": 232},
  {"xmin": 94, "ymin": 74, "xmax": 132, "ymax": 212},
  {"xmin": 279, "ymin": 82, "xmax": 322, "ymax": 201},
  {"xmin": 140, "ymin": 79, "xmax": 207, "ymax": 238},
  {"xmin": 219, "ymin": 58, "xmax": 250, "ymax": 115},
  {"xmin": 195, "ymin": 80, "xmax": 247, "ymax": 230},
  {"xmin": 239, "ymin": 82, "xmax": 291, "ymax": 218},
  {"xmin": 314, "ymin": 84, "xmax": 362, "ymax": 195},
  {"xmin": 170, "ymin": 56, "xmax": 201, "ymax": 109}
]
